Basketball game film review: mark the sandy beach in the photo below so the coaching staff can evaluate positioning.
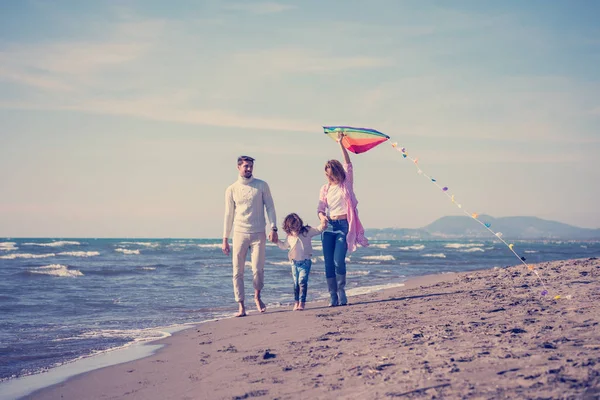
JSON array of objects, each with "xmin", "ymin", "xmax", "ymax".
[{"xmin": 23, "ymin": 257, "xmax": 600, "ymax": 399}]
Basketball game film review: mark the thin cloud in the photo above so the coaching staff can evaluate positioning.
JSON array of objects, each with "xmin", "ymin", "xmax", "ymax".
[
  {"xmin": 0, "ymin": 67, "xmax": 73, "ymax": 91},
  {"xmin": 224, "ymin": 2, "xmax": 296, "ymax": 15},
  {"xmin": 232, "ymin": 48, "xmax": 393, "ymax": 74},
  {"xmin": 0, "ymin": 98, "xmax": 316, "ymax": 133}
]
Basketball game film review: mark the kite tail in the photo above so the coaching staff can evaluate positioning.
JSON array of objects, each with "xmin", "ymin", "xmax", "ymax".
[{"xmin": 390, "ymin": 142, "xmax": 557, "ymax": 299}]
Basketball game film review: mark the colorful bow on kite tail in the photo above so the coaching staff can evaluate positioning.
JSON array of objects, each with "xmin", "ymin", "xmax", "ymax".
[
  {"xmin": 389, "ymin": 142, "xmax": 555, "ymax": 298},
  {"xmin": 323, "ymin": 125, "xmax": 558, "ymax": 299}
]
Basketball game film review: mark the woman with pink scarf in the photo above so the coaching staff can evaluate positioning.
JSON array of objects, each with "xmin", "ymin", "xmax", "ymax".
[{"xmin": 317, "ymin": 133, "xmax": 369, "ymax": 306}]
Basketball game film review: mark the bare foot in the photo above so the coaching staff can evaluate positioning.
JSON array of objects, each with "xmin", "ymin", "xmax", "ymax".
[
  {"xmin": 254, "ymin": 297, "xmax": 266, "ymax": 313},
  {"xmin": 293, "ymin": 302, "xmax": 299, "ymax": 311},
  {"xmin": 236, "ymin": 304, "xmax": 246, "ymax": 317},
  {"xmin": 297, "ymin": 302, "xmax": 305, "ymax": 311}
]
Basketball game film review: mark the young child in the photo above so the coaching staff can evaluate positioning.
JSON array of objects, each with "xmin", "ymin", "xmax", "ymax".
[{"xmin": 277, "ymin": 213, "xmax": 325, "ymax": 311}]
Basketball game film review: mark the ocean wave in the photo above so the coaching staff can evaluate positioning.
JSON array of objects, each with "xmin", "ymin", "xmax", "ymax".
[
  {"xmin": 524, "ymin": 250, "xmax": 538, "ymax": 253},
  {"xmin": 444, "ymin": 243, "xmax": 484, "ymax": 249},
  {"xmin": 197, "ymin": 244, "xmax": 222, "ymax": 249},
  {"xmin": 22, "ymin": 241, "xmax": 81, "ymax": 247},
  {"xmin": 422, "ymin": 253, "xmax": 446, "ymax": 258},
  {"xmin": 58, "ymin": 251, "xmax": 100, "ymax": 257},
  {"xmin": 0, "ymin": 253, "xmax": 56, "ymax": 259},
  {"xmin": 269, "ymin": 260, "xmax": 291, "ymax": 266},
  {"xmin": 399, "ymin": 244, "xmax": 425, "ymax": 251},
  {"xmin": 369, "ymin": 243, "xmax": 390, "ymax": 249},
  {"xmin": 345, "ymin": 282, "xmax": 405, "ymax": 296},
  {"xmin": 52, "ymin": 327, "xmax": 170, "ymax": 343},
  {"xmin": 0, "ymin": 242, "xmax": 17, "ymax": 251},
  {"xmin": 119, "ymin": 242, "xmax": 159, "ymax": 248},
  {"xmin": 458, "ymin": 248, "xmax": 485, "ymax": 253},
  {"xmin": 137, "ymin": 267, "xmax": 157, "ymax": 271},
  {"xmin": 115, "ymin": 248, "xmax": 140, "ymax": 255},
  {"xmin": 166, "ymin": 243, "xmax": 188, "ymax": 248},
  {"xmin": 361, "ymin": 255, "xmax": 395, "ymax": 261},
  {"xmin": 28, "ymin": 264, "xmax": 83, "ymax": 277},
  {"xmin": 347, "ymin": 270, "xmax": 370, "ymax": 276}
]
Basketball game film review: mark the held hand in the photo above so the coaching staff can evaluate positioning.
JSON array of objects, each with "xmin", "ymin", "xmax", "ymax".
[
  {"xmin": 319, "ymin": 214, "xmax": 328, "ymax": 229},
  {"xmin": 270, "ymin": 231, "xmax": 279, "ymax": 243},
  {"xmin": 222, "ymin": 239, "xmax": 230, "ymax": 256}
]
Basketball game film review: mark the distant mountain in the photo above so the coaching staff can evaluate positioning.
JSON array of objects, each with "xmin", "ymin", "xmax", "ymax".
[{"xmin": 366, "ymin": 215, "xmax": 600, "ymax": 240}]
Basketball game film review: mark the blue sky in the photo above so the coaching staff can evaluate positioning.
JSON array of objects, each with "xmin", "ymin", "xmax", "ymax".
[{"xmin": 0, "ymin": 1, "xmax": 598, "ymax": 238}]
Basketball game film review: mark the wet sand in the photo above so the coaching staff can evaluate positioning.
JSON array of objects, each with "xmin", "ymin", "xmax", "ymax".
[{"xmin": 27, "ymin": 257, "xmax": 600, "ymax": 399}]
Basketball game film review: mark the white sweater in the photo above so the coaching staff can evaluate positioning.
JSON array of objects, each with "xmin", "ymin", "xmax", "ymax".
[
  {"xmin": 277, "ymin": 226, "xmax": 324, "ymax": 261},
  {"xmin": 223, "ymin": 176, "xmax": 277, "ymax": 238}
]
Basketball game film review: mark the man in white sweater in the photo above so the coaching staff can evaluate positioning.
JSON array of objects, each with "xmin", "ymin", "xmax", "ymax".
[{"xmin": 222, "ymin": 155, "xmax": 278, "ymax": 317}]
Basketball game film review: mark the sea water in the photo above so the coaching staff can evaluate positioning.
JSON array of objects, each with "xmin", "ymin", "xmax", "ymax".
[{"xmin": 0, "ymin": 238, "xmax": 597, "ymax": 385}]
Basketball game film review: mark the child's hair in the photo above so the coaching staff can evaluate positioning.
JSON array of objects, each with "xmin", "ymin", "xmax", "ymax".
[
  {"xmin": 325, "ymin": 159, "xmax": 346, "ymax": 184},
  {"xmin": 282, "ymin": 213, "xmax": 310, "ymax": 236}
]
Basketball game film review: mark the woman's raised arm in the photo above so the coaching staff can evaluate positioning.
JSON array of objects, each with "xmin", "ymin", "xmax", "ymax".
[{"xmin": 338, "ymin": 132, "xmax": 351, "ymax": 164}]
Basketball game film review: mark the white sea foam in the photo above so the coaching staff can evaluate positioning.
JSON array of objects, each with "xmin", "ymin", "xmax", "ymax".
[
  {"xmin": 345, "ymin": 282, "xmax": 405, "ymax": 296},
  {"xmin": 0, "ymin": 253, "xmax": 56, "ymax": 259},
  {"xmin": 361, "ymin": 255, "xmax": 395, "ymax": 261},
  {"xmin": 458, "ymin": 248, "xmax": 485, "ymax": 253},
  {"xmin": 444, "ymin": 243, "xmax": 484, "ymax": 249},
  {"xmin": 269, "ymin": 260, "xmax": 292, "ymax": 266},
  {"xmin": 138, "ymin": 267, "xmax": 156, "ymax": 271},
  {"xmin": 399, "ymin": 244, "xmax": 425, "ymax": 251},
  {"xmin": 53, "ymin": 327, "xmax": 169, "ymax": 343},
  {"xmin": 23, "ymin": 241, "xmax": 81, "ymax": 247},
  {"xmin": 115, "ymin": 248, "xmax": 140, "ymax": 255},
  {"xmin": 0, "ymin": 242, "xmax": 17, "ymax": 251},
  {"xmin": 119, "ymin": 242, "xmax": 159, "ymax": 248},
  {"xmin": 58, "ymin": 251, "xmax": 100, "ymax": 257},
  {"xmin": 369, "ymin": 243, "xmax": 391, "ymax": 249},
  {"xmin": 524, "ymin": 250, "xmax": 538, "ymax": 254},
  {"xmin": 197, "ymin": 244, "xmax": 222, "ymax": 249},
  {"xmin": 29, "ymin": 264, "xmax": 83, "ymax": 277},
  {"xmin": 347, "ymin": 270, "xmax": 370, "ymax": 276},
  {"xmin": 422, "ymin": 253, "xmax": 446, "ymax": 258},
  {"xmin": 312, "ymin": 245, "xmax": 323, "ymax": 251}
]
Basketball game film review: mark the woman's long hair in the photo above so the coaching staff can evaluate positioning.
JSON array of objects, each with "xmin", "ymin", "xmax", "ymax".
[
  {"xmin": 282, "ymin": 213, "xmax": 309, "ymax": 236},
  {"xmin": 325, "ymin": 159, "xmax": 346, "ymax": 184}
]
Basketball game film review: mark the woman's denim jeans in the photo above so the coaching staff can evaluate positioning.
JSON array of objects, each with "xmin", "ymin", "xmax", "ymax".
[
  {"xmin": 291, "ymin": 259, "xmax": 312, "ymax": 302},
  {"xmin": 322, "ymin": 219, "xmax": 349, "ymax": 279}
]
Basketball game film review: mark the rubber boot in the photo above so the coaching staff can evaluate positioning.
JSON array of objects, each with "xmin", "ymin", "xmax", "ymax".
[
  {"xmin": 326, "ymin": 277, "xmax": 338, "ymax": 307},
  {"xmin": 337, "ymin": 274, "xmax": 347, "ymax": 306}
]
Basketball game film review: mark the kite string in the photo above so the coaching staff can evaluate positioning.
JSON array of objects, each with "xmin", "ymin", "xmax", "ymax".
[{"xmin": 390, "ymin": 142, "xmax": 551, "ymax": 296}]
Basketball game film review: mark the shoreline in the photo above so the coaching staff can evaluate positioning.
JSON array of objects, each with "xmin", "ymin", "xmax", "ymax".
[
  {"xmin": 0, "ymin": 272, "xmax": 453, "ymax": 400},
  {"xmin": 7, "ymin": 257, "xmax": 600, "ymax": 399}
]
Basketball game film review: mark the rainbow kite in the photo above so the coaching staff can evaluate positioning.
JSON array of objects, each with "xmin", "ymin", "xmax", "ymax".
[{"xmin": 324, "ymin": 126, "xmax": 390, "ymax": 154}]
